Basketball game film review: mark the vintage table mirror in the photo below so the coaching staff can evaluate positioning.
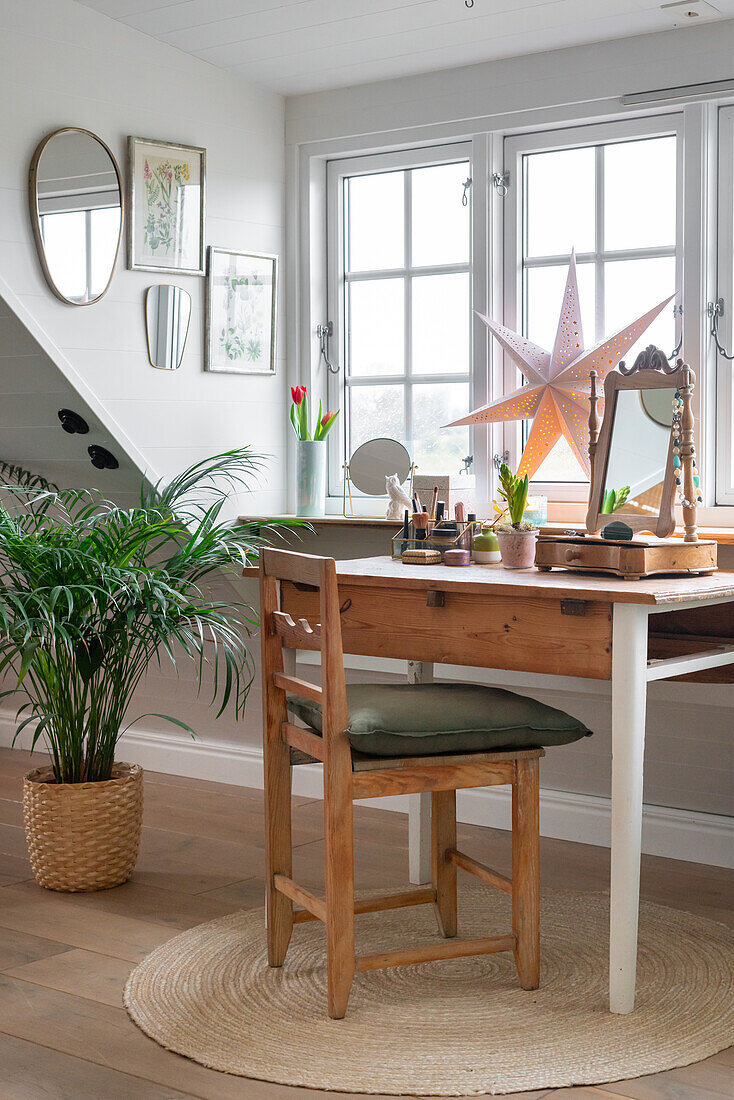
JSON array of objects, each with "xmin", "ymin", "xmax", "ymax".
[
  {"xmin": 29, "ymin": 127, "xmax": 123, "ymax": 306},
  {"xmin": 343, "ymin": 437, "xmax": 413, "ymax": 516},
  {"xmin": 536, "ymin": 346, "xmax": 717, "ymax": 579},
  {"xmin": 145, "ymin": 285, "xmax": 192, "ymax": 370}
]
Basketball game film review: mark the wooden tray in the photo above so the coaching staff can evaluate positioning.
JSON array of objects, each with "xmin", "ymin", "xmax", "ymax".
[{"xmin": 535, "ymin": 534, "xmax": 717, "ymax": 580}]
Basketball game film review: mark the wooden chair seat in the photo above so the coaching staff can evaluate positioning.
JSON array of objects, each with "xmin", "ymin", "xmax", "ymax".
[{"xmin": 260, "ymin": 549, "xmax": 543, "ymax": 1019}]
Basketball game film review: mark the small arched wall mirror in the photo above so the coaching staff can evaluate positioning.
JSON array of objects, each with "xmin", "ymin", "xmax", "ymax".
[
  {"xmin": 29, "ymin": 127, "xmax": 123, "ymax": 306},
  {"xmin": 145, "ymin": 285, "xmax": 192, "ymax": 370}
]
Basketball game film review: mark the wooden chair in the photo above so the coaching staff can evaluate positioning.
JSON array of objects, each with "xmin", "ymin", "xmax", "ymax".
[{"xmin": 260, "ymin": 548, "xmax": 541, "ymax": 1019}]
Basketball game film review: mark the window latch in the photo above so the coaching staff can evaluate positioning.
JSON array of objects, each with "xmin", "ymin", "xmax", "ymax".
[
  {"xmin": 317, "ymin": 322, "xmax": 340, "ymax": 375},
  {"xmin": 708, "ymin": 298, "xmax": 734, "ymax": 361},
  {"xmin": 492, "ymin": 171, "xmax": 510, "ymax": 197}
]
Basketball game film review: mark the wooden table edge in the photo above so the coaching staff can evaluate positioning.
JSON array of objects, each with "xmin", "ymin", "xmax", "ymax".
[{"xmin": 242, "ymin": 557, "xmax": 734, "ymax": 606}]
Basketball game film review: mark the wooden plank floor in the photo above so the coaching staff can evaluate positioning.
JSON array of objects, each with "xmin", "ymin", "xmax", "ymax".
[{"xmin": 0, "ymin": 745, "xmax": 731, "ymax": 1100}]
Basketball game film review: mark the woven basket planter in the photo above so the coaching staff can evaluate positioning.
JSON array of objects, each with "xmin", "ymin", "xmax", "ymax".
[{"xmin": 22, "ymin": 762, "xmax": 143, "ymax": 892}]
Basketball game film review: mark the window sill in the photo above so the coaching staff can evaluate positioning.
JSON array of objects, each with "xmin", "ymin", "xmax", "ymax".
[{"xmin": 239, "ymin": 514, "xmax": 396, "ymax": 528}]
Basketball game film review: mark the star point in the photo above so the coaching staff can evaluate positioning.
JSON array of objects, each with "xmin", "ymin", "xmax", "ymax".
[{"xmin": 446, "ymin": 252, "xmax": 675, "ymax": 480}]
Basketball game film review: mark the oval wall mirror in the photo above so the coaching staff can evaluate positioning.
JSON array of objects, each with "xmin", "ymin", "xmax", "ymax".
[
  {"xmin": 145, "ymin": 285, "xmax": 192, "ymax": 370},
  {"xmin": 640, "ymin": 387, "xmax": 674, "ymax": 428},
  {"xmin": 349, "ymin": 437, "xmax": 412, "ymax": 496},
  {"xmin": 29, "ymin": 127, "xmax": 123, "ymax": 306}
]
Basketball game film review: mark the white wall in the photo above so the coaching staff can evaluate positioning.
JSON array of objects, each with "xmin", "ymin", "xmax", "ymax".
[
  {"xmin": 0, "ymin": 0, "xmax": 287, "ymax": 518},
  {"xmin": 0, "ymin": 0, "xmax": 287, "ymax": 759},
  {"xmin": 285, "ymin": 19, "xmax": 734, "ymax": 146}
]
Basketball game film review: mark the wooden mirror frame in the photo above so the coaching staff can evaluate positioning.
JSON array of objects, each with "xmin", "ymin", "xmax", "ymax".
[
  {"xmin": 28, "ymin": 127, "xmax": 124, "ymax": 306},
  {"xmin": 586, "ymin": 346, "xmax": 696, "ymax": 540}
]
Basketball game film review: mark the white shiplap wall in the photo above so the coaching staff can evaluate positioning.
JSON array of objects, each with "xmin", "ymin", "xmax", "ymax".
[
  {"xmin": 0, "ymin": 0, "xmax": 288, "ymax": 759},
  {"xmin": 0, "ymin": 0, "xmax": 287, "ymax": 520}
]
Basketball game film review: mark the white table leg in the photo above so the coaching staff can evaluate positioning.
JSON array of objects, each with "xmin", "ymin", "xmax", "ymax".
[
  {"xmin": 407, "ymin": 661, "xmax": 433, "ymax": 885},
  {"xmin": 609, "ymin": 602, "xmax": 649, "ymax": 1014}
]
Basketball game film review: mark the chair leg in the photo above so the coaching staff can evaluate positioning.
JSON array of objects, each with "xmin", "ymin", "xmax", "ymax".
[
  {"xmin": 512, "ymin": 757, "xmax": 540, "ymax": 989},
  {"xmin": 431, "ymin": 789, "xmax": 457, "ymax": 938},
  {"xmin": 264, "ymin": 738, "xmax": 293, "ymax": 967},
  {"xmin": 324, "ymin": 757, "xmax": 355, "ymax": 1019}
]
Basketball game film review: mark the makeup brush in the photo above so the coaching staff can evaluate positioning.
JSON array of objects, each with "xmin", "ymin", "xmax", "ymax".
[
  {"xmin": 412, "ymin": 510, "xmax": 429, "ymax": 540},
  {"xmin": 430, "ymin": 485, "xmax": 439, "ymax": 520}
]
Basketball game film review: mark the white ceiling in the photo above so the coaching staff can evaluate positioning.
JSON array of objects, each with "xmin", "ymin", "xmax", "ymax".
[{"xmin": 77, "ymin": 0, "xmax": 731, "ymax": 96}]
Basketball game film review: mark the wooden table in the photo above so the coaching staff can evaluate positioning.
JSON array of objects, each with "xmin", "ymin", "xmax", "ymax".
[{"xmin": 277, "ymin": 555, "xmax": 734, "ymax": 1014}]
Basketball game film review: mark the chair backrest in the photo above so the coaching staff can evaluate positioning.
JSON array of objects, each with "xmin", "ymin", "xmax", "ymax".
[{"xmin": 259, "ymin": 548, "xmax": 348, "ymax": 747}]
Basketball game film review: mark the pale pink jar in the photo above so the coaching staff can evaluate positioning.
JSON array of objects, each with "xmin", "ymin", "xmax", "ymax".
[{"xmin": 496, "ymin": 528, "xmax": 538, "ymax": 570}]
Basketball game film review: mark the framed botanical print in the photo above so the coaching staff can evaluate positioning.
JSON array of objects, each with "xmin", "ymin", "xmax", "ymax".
[
  {"xmin": 205, "ymin": 247, "xmax": 277, "ymax": 375},
  {"xmin": 127, "ymin": 137, "xmax": 205, "ymax": 275}
]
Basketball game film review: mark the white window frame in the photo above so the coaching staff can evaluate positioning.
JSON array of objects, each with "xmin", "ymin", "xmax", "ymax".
[
  {"xmin": 716, "ymin": 106, "xmax": 734, "ymax": 505},
  {"xmin": 502, "ymin": 114, "xmax": 685, "ymax": 503},
  {"xmin": 307, "ymin": 104, "xmax": 724, "ymax": 520},
  {"xmin": 325, "ymin": 143, "xmax": 476, "ymax": 502}
]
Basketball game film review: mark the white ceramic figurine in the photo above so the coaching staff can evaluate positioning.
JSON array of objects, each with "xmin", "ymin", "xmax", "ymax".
[{"xmin": 385, "ymin": 473, "xmax": 412, "ymax": 521}]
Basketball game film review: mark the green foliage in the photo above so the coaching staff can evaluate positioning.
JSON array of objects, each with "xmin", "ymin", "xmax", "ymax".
[
  {"xmin": 497, "ymin": 463, "xmax": 530, "ymax": 527},
  {"xmin": 0, "ymin": 449, "xmax": 301, "ymax": 784},
  {"xmin": 601, "ymin": 485, "xmax": 631, "ymax": 515}
]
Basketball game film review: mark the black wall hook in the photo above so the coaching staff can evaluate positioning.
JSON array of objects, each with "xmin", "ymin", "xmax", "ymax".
[
  {"xmin": 88, "ymin": 445, "xmax": 119, "ymax": 471},
  {"xmin": 58, "ymin": 409, "xmax": 89, "ymax": 435}
]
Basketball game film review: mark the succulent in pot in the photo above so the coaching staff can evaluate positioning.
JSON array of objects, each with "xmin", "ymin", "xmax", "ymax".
[
  {"xmin": 494, "ymin": 463, "xmax": 538, "ymax": 570},
  {"xmin": 0, "ymin": 451, "xmax": 297, "ymax": 891}
]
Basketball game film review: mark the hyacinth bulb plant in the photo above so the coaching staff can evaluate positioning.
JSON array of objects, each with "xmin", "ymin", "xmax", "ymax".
[
  {"xmin": 289, "ymin": 386, "xmax": 339, "ymax": 441},
  {"xmin": 494, "ymin": 462, "xmax": 538, "ymax": 569}
]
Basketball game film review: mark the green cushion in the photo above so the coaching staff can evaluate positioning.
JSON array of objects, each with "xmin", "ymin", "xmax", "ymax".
[{"xmin": 286, "ymin": 683, "xmax": 592, "ymax": 758}]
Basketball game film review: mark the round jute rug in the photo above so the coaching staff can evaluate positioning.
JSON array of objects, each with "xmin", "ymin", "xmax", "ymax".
[{"xmin": 124, "ymin": 888, "xmax": 734, "ymax": 1096}]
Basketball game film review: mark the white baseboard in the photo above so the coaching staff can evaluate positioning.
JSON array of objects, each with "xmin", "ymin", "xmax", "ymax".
[{"xmin": 2, "ymin": 716, "xmax": 732, "ymax": 870}]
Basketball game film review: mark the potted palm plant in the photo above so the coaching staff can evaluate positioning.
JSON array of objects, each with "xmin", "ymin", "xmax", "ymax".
[
  {"xmin": 495, "ymin": 462, "xmax": 538, "ymax": 569},
  {"xmin": 0, "ymin": 450, "xmax": 288, "ymax": 892}
]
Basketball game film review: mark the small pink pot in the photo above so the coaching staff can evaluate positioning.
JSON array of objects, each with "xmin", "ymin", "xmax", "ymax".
[{"xmin": 496, "ymin": 528, "xmax": 538, "ymax": 570}]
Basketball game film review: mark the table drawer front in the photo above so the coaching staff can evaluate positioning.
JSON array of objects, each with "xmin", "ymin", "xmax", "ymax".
[
  {"xmin": 535, "ymin": 540, "xmax": 622, "ymax": 572},
  {"xmin": 281, "ymin": 582, "xmax": 612, "ymax": 680}
]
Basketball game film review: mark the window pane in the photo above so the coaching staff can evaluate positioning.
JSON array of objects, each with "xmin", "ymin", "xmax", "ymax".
[
  {"xmin": 532, "ymin": 437, "xmax": 588, "ymax": 485},
  {"xmin": 525, "ymin": 147, "xmax": 595, "ymax": 257},
  {"xmin": 348, "ymin": 279, "xmax": 404, "ymax": 377},
  {"xmin": 412, "ymin": 272, "xmax": 469, "ymax": 375},
  {"xmin": 411, "ymin": 161, "xmax": 470, "ymax": 267},
  {"xmin": 604, "ymin": 256, "xmax": 676, "ymax": 369},
  {"xmin": 412, "ymin": 382, "xmax": 470, "ymax": 477},
  {"xmin": 350, "ymin": 385, "xmax": 405, "ymax": 456},
  {"xmin": 40, "ymin": 211, "xmax": 87, "ymax": 300},
  {"xmin": 347, "ymin": 172, "xmax": 404, "ymax": 272},
  {"xmin": 526, "ymin": 262, "xmax": 596, "ymax": 350},
  {"xmin": 604, "ymin": 136, "xmax": 676, "ymax": 252},
  {"xmin": 90, "ymin": 207, "xmax": 120, "ymax": 299}
]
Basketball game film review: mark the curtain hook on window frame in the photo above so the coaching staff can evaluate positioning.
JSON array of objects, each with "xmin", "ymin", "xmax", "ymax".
[
  {"xmin": 708, "ymin": 298, "xmax": 734, "ymax": 361},
  {"xmin": 492, "ymin": 171, "xmax": 509, "ymax": 198},
  {"xmin": 668, "ymin": 302, "xmax": 683, "ymax": 362},
  {"xmin": 317, "ymin": 322, "xmax": 341, "ymax": 375},
  {"xmin": 461, "ymin": 177, "xmax": 472, "ymax": 206}
]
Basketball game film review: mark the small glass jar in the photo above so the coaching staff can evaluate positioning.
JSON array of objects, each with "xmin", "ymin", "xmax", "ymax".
[{"xmin": 472, "ymin": 524, "xmax": 501, "ymax": 564}]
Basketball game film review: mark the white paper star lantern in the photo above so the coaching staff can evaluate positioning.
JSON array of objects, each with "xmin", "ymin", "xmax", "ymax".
[{"xmin": 447, "ymin": 252, "xmax": 675, "ymax": 479}]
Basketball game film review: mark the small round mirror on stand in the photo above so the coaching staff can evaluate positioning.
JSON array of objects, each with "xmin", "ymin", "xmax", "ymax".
[
  {"xmin": 145, "ymin": 285, "xmax": 192, "ymax": 370},
  {"xmin": 343, "ymin": 437, "xmax": 413, "ymax": 515},
  {"xmin": 29, "ymin": 127, "xmax": 123, "ymax": 306}
]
